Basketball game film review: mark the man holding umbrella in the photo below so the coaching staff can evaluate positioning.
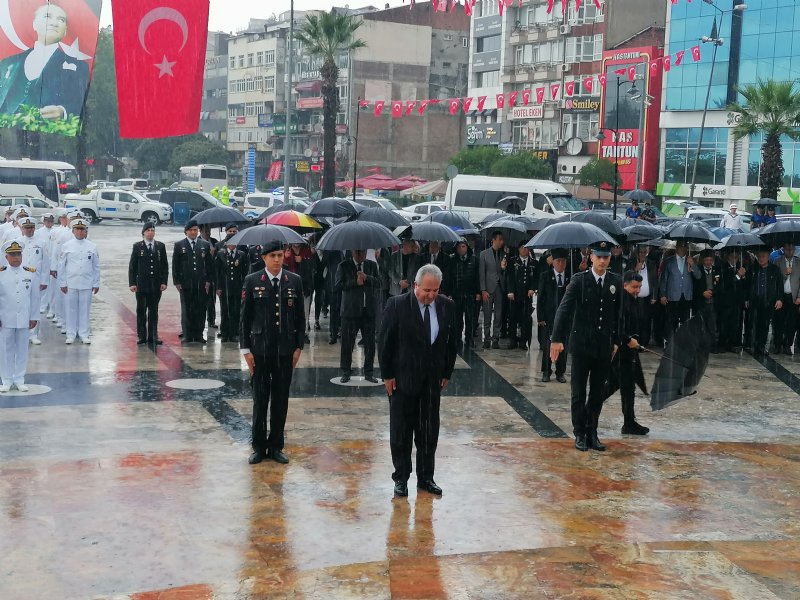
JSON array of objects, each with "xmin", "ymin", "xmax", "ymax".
[
  {"xmin": 746, "ymin": 247, "xmax": 783, "ymax": 357},
  {"xmin": 537, "ymin": 248, "xmax": 569, "ymax": 382},
  {"xmin": 450, "ymin": 239, "xmax": 480, "ymax": 351},
  {"xmin": 659, "ymin": 241, "xmax": 696, "ymax": 339},
  {"xmin": 771, "ymin": 244, "xmax": 800, "ymax": 355},
  {"xmin": 550, "ymin": 242, "xmax": 622, "ymax": 452},
  {"xmin": 336, "ymin": 249, "xmax": 380, "ymax": 383},
  {"xmin": 718, "ymin": 248, "xmax": 747, "ymax": 352}
]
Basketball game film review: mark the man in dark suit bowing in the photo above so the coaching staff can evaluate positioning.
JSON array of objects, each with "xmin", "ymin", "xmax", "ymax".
[
  {"xmin": 378, "ymin": 264, "xmax": 458, "ymax": 498},
  {"xmin": 240, "ymin": 240, "xmax": 305, "ymax": 465},
  {"xmin": 335, "ymin": 249, "xmax": 380, "ymax": 383},
  {"xmin": 128, "ymin": 222, "xmax": 168, "ymax": 345},
  {"xmin": 551, "ymin": 241, "xmax": 622, "ymax": 452}
]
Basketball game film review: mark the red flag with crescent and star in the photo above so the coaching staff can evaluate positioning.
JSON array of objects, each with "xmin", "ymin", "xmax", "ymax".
[
  {"xmin": 521, "ymin": 89, "xmax": 531, "ymax": 105},
  {"xmin": 113, "ymin": 0, "xmax": 209, "ymax": 138},
  {"xmin": 374, "ymin": 100, "xmax": 385, "ymax": 116},
  {"xmin": 391, "ymin": 100, "xmax": 403, "ymax": 118}
]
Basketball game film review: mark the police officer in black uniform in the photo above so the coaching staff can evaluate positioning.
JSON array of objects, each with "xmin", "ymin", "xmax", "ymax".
[
  {"xmin": 172, "ymin": 219, "xmax": 214, "ymax": 343},
  {"xmin": 506, "ymin": 245, "xmax": 538, "ymax": 350},
  {"xmin": 551, "ymin": 242, "xmax": 622, "ymax": 452},
  {"xmin": 128, "ymin": 222, "xmax": 168, "ymax": 345},
  {"xmin": 449, "ymin": 239, "xmax": 480, "ymax": 351},
  {"xmin": 240, "ymin": 240, "xmax": 305, "ymax": 465},
  {"xmin": 215, "ymin": 236, "xmax": 250, "ymax": 342}
]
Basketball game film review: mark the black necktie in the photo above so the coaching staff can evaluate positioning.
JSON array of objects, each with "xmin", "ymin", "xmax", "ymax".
[
  {"xmin": 557, "ymin": 273, "xmax": 563, "ymax": 287},
  {"xmin": 272, "ymin": 277, "xmax": 279, "ymax": 293},
  {"xmin": 190, "ymin": 240, "xmax": 195, "ymax": 252},
  {"xmin": 597, "ymin": 276, "xmax": 603, "ymax": 290},
  {"xmin": 357, "ymin": 262, "xmax": 362, "ymax": 272},
  {"xmin": 424, "ymin": 304, "xmax": 431, "ymax": 345},
  {"xmin": 148, "ymin": 243, "xmax": 153, "ymax": 252}
]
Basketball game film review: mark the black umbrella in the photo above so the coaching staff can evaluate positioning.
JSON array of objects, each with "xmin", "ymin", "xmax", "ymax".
[
  {"xmin": 664, "ymin": 221, "xmax": 721, "ymax": 244},
  {"xmin": 558, "ymin": 210, "xmax": 625, "ymax": 241},
  {"xmin": 425, "ymin": 210, "xmax": 474, "ymax": 230},
  {"xmin": 481, "ymin": 214, "xmax": 539, "ymax": 230},
  {"xmin": 495, "ymin": 195, "xmax": 525, "ymax": 212},
  {"xmin": 623, "ymin": 189, "xmax": 655, "ymax": 202},
  {"xmin": 398, "ymin": 221, "xmax": 462, "ymax": 243},
  {"xmin": 356, "ymin": 206, "xmax": 410, "ymax": 228},
  {"xmin": 480, "ymin": 217, "xmax": 530, "ymax": 245},
  {"xmin": 622, "ymin": 223, "xmax": 664, "ymax": 242},
  {"xmin": 525, "ymin": 222, "xmax": 617, "ymax": 249},
  {"xmin": 758, "ymin": 219, "xmax": 800, "ymax": 245},
  {"xmin": 480, "ymin": 212, "xmax": 508, "ymax": 226},
  {"xmin": 714, "ymin": 233, "xmax": 764, "ymax": 249},
  {"xmin": 259, "ymin": 201, "xmax": 310, "ymax": 218},
  {"xmin": 192, "ymin": 206, "xmax": 250, "ymax": 227},
  {"xmin": 752, "ymin": 197, "xmax": 780, "ymax": 207},
  {"xmin": 316, "ymin": 221, "xmax": 401, "ymax": 251},
  {"xmin": 226, "ymin": 224, "xmax": 306, "ymax": 247},
  {"xmin": 650, "ymin": 315, "xmax": 711, "ymax": 410},
  {"xmin": 306, "ymin": 197, "xmax": 366, "ymax": 219}
]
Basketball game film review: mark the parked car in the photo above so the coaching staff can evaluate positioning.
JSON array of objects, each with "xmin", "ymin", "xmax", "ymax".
[
  {"xmin": 115, "ymin": 178, "xmax": 150, "ymax": 192},
  {"xmin": 354, "ymin": 196, "xmax": 399, "ymax": 211},
  {"xmin": 86, "ymin": 180, "xmax": 112, "ymax": 190},
  {"xmin": 396, "ymin": 201, "xmax": 448, "ymax": 222},
  {"xmin": 0, "ymin": 183, "xmax": 58, "ymax": 217},
  {"xmin": 684, "ymin": 206, "xmax": 751, "ymax": 231},
  {"xmin": 159, "ymin": 188, "xmax": 225, "ymax": 218},
  {"xmin": 64, "ymin": 189, "xmax": 172, "ymax": 224},
  {"xmin": 272, "ymin": 186, "xmax": 310, "ymax": 201},
  {"xmin": 143, "ymin": 191, "xmax": 162, "ymax": 203}
]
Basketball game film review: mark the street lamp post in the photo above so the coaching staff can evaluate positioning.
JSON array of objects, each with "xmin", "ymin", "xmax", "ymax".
[
  {"xmin": 688, "ymin": 0, "xmax": 747, "ymax": 204},
  {"xmin": 351, "ymin": 99, "xmax": 362, "ymax": 202},
  {"xmin": 597, "ymin": 76, "xmax": 636, "ymax": 220},
  {"xmin": 283, "ymin": 0, "xmax": 294, "ymax": 195}
]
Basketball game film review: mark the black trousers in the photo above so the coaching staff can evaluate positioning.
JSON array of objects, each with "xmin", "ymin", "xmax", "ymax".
[
  {"xmin": 135, "ymin": 290, "xmax": 161, "ymax": 341},
  {"xmin": 539, "ymin": 326, "xmax": 567, "ymax": 377},
  {"xmin": 509, "ymin": 298, "xmax": 533, "ymax": 345},
  {"xmin": 328, "ymin": 289, "xmax": 341, "ymax": 339},
  {"xmin": 389, "ymin": 379, "xmax": 440, "ymax": 484},
  {"xmin": 314, "ymin": 284, "xmax": 327, "ymax": 321},
  {"xmin": 772, "ymin": 293, "xmax": 797, "ymax": 349},
  {"xmin": 252, "ymin": 353, "xmax": 293, "ymax": 452},
  {"xmin": 179, "ymin": 287, "xmax": 207, "ymax": 341},
  {"xmin": 340, "ymin": 310, "xmax": 375, "ymax": 375},
  {"xmin": 666, "ymin": 298, "xmax": 691, "ymax": 336},
  {"xmin": 651, "ymin": 301, "xmax": 666, "ymax": 346},
  {"xmin": 637, "ymin": 297, "xmax": 653, "ymax": 346},
  {"xmin": 569, "ymin": 351, "xmax": 610, "ymax": 436},
  {"xmin": 453, "ymin": 294, "xmax": 475, "ymax": 346},
  {"xmin": 696, "ymin": 303, "xmax": 718, "ymax": 347},
  {"xmin": 717, "ymin": 299, "xmax": 743, "ymax": 349},
  {"xmin": 619, "ymin": 349, "xmax": 639, "ymax": 425},
  {"xmin": 750, "ymin": 299, "xmax": 774, "ymax": 352},
  {"xmin": 206, "ymin": 283, "xmax": 217, "ymax": 325},
  {"xmin": 219, "ymin": 292, "xmax": 241, "ymax": 340}
]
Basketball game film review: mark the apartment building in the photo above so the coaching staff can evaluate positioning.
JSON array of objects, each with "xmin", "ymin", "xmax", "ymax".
[{"xmin": 200, "ymin": 32, "xmax": 229, "ymax": 144}]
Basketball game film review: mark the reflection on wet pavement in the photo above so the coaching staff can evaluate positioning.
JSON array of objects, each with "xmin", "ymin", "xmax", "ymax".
[{"xmin": 1, "ymin": 222, "xmax": 799, "ymax": 599}]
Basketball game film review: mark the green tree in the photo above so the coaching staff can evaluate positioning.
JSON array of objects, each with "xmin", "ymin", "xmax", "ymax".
[
  {"xmin": 728, "ymin": 79, "xmax": 800, "ymax": 200},
  {"xmin": 490, "ymin": 152, "xmax": 552, "ymax": 179},
  {"xmin": 448, "ymin": 146, "xmax": 504, "ymax": 176},
  {"xmin": 578, "ymin": 157, "xmax": 618, "ymax": 199},
  {"xmin": 295, "ymin": 11, "xmax": 365, "ymax": 197},
  {"xmin": 167, "ymin": 138, "xmax": 228, "ymax": 173}
]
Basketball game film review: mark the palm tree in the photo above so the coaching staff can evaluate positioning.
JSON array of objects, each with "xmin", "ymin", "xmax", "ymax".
[
  {"xmin": 728, "ymin": 79, "xmax": 800, "ymax": 200},
  {"xmin": 295, "ymin": 11, "xmax": 366, "ymax": 197}
]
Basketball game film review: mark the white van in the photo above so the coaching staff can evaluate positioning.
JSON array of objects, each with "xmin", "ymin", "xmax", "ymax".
[{"xmin": 446, "ymin": 175, "xmax": 584, "ymax": 223}]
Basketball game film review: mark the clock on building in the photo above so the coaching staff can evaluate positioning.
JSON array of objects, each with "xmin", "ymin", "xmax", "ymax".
[{"xmin": 565, "ymin": 137, "xmax": 583, "ymax": 156}]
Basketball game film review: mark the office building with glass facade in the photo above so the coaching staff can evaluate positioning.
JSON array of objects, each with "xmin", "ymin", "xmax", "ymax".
[{"xmin": 658, "ymin": 0, "xmax": 800, "ymax": 207}]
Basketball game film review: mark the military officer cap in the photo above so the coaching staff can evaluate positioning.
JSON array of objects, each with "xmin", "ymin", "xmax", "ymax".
[
  {"xmin": 13, "ymin": 208, "xmax": 30, "ymax": 220},
  {"xmin": 551, "ymin": 248, "xmax": 569, "ymax": 260},
  {"xmin": 589, "ymin": 241, "xmax": 613, "ymax": 257},
  {"xmin": 3, "ymin": 239, "xmax": 24, "ymax": 254},
  {"xmin": 71, "ymin": 218, "xmax": 89, "ymax": 230},
  {"xmin": 41, "ymin": 213, "xmax": 55, "ymax": 222},
  {"xmin": 260, "ymin": 240, "xmax": 284, "ymax": 255},
  {"xmin": 19, "ymin": 216, "xmax": 36, "ymax": 228},
  {"xmin": 142, "ymin": 221, "xmax": 155, "ymax": 233},
  {"xmin": 184, "ymin": 219, "xmax": 199, "ymax": 231}
]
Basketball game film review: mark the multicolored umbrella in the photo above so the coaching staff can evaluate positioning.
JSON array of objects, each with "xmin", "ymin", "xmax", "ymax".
[{"xmin": 261, "ymin": 210, "xmax": 322, "ymax": 232}]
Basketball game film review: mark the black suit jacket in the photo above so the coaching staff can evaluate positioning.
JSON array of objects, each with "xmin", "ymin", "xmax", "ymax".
[
  {"xmin": 172, "ymin": 238, "xmax": 214, "ymax": 289},
  {"xmin": 537, "ymin": 269, "xmax": 569, "ymax": 328},
  {"xmin": 693, "ymin": 264, "xmax": 723, "ymax": 310},
  {"xmin": 128, "ymin": 240, "xmax": 168, "ymax": 293},
  {"xmin": 239, "ymin": 269, "xmax": 305, "ymax": 356},
  {"xmin": 335, "ymin": 258, "xmax": 379, "ymax": 318},
  {"xmin": 421, "ymin": 252, "xmax": 453, "ymax": 296},
  {"xmin": 378, "ymin": 292, "xmax": 458, "ymax": 397},
  {"xmin": 747, "ymin": 263, "xmax": 783, "ymax": 306},
  {"xmin": 214, "ymin": 247, "xmax": 249, "ymax": 295},
  {"xmin": 552, "ymin": 270, "xmax": 622, "ymax": 358},
  {"xmin": 506, "ymin": 257, "xmax": 538, "ymax": 299}
]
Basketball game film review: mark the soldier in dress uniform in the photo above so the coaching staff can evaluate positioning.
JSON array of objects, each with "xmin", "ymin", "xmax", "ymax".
[
  {"xmin": 48, "ymin": 211, "xmax": 74, "ymax": 332},
  {"xmin": 35, "ymin": 213, "xmax": 56, "ymax": 317},
  {"xmin": 550, "ymin": 242, "xmax": 622, "ymax": 452},
  {"xmin": 17, "ymin": 216, "xmax": 48, "ymax": 345},
  {"xmin": 57, "ymin": 218, "xmax": 100, "ymax": 345},
  {"xmin": 215, "ymin": 236, "xmax": 249, "ymax": 342},
  {"xmin": 506, "ymin": 245, "xmax": 537, "ymax": 350},
  {"xmin": 240, "ymin": 240, "xmax": 305, "ymax": 465},
  {"xmin": 172, "ymin": 219, "xmax": 213, "ymax": 343},
  {"xmin": 0, "ymin": 240, "xmax": 40, "ymax": 392},
  {"xmin": 128, "ymin": 222, "xmax": 168, "ymax": 345},
  {"xmin": 200, "ymin": 225, "xmax": 219, "ymax": 330}
]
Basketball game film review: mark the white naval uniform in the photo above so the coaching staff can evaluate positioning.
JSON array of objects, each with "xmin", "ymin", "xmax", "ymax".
[
  {"xmin": 50, "ymin": 226, "xmax": 74, "ymax": 325},
  {"xmin": 57, "ymin": 238, "xmax": 100, "ymax": 341},
  {"xmin": 19, "ymin": 233, "xmax": 48, "ymax": 341},
  {"xmin": 0, "ymin": 264, "xmax": 40, "ymax": 386},
  {"xmin": 34, "ymin": 225, "xmax": 56, "ymax": 313}
]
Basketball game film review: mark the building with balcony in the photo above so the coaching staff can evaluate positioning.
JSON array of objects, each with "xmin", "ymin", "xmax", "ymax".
[{"xmin": 201, "ymin": 32, "xmax": 229, "ymax": 144}]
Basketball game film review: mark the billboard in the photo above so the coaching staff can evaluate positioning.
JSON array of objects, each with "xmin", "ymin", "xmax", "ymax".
[
  {"xmin": 0, "ymin": 0, "xmax": 101, "ymax": 136},
  {"xmin": 599, "ymin": 46, "xmax": 663, "ymax": 191}
]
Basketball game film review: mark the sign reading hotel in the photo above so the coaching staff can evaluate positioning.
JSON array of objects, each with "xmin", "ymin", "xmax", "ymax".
[{"xmin": 511, "ymin": 106, "xmax": 543, "ymax": 120}]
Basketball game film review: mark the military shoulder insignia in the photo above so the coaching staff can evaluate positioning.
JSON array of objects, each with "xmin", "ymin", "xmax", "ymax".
[
  {"xmin": 0, "ymin": 266, "xmax": 6, "ymax": 271},
  {"xmin": 23, "ymin": 266, "xmax": 36, "ymax": 272}
]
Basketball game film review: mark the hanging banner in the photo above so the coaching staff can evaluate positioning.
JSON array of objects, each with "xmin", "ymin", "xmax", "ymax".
[
  {"xmin": 521, "ymin": 89, "xmax": 531, "ymax": 105},
  {"xmin": 0, "ymin": 0, "xmax": 101, "ymax": 136},
  {"xmin": 391, "ymin": 100, "xmax": 403, "ymax": 118}
]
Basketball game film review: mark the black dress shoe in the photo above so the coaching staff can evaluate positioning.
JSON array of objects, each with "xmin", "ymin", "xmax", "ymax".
[
  {"xmin": 329, "ymin": 338, "xmax": 337, "ymax": 345},
  {"xmin": 587, "ymin": 432, "xmax": 606, "ymax": 452},
  {"xmin": 507, "ymin": 341, "xmax": 517, "ymax": 350},
  {"xmin": 364, "ymin": 375, "xmax": 379, "ymax": 383},
  {"xmin": 491, "ymin": 340, "xmax": 500, "ymax": 349},
  {"xmin": 197, "ymin": 338, "xmax": 207, "ymax": 344},
  {"xmin": 621, "ymin": 422, "xmax": 650, "ymax": 435},
  {"xmin": 154, "ymin": 339, "xmax": 163, "ymax": 345},
  {"xmin": 556, "ymin": 375, "xmax": 567, "ymax": 383},
  {"xmin": 217, "ymin": 332, "xmax": 223, "ymax": 338},
  {"xmin": 248, "ymin": 451, "xmax": 267, "ymax": 464},
  {"xmin": 270, "ymin": 449, "xmax": 289, "ymax": 464},
  {"xmin": 482, "ymin": 340, "xmax": 490, "ymax": 349},
  {"xmin": 575, "ymin": 434, "xmax": 588, "ymax": 451},
  {"xmin": 784, "ymin": 346, "xmax": 794, "ymax": 356},
  {"xmin": 137, "ymin": 339, "xmax": 146, "ymax": 345},
  {"xmin": 209, "ymin": 323, "xmax": 218, "ymax": 328},
  {"xmin": 417, "ymin": 480, "xmax": 442, "ymax": 495},
  {"xmin": 541, "ymin": 374, "xmax": 551, "ymax": 383},
  {"xmin": 314, "ymin": 321, "xmax": 321, "ymax": 330},
  {"xmin": 519, "ymin": 343, "xmax": 528, "ymax": 351},
  {"xmin": 394, "ymin": 481, "xmax": 408, "ymax": 497},
  {"xmin": 340, "ymin": 374, "xmax": 351, "ymax": 383}
]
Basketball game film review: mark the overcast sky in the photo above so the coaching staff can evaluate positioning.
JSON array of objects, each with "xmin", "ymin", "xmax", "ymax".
[{"xmin": 101, "ymin": 1, "xmax": 407, "ymax": 34}]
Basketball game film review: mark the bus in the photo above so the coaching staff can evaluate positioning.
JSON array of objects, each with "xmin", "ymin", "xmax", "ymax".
[
  {"xmin": 178, "ymin": 164, "xmax": 227, "ymax": 192},
  {"xmin": 0, "ymin": 159, "xmax": 80, "ymax": 204}
]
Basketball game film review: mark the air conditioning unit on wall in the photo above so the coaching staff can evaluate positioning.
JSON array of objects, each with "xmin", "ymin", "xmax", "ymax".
[{"xmin": 559, "ymin": 24, "xmax": 571, "ymax": 35}]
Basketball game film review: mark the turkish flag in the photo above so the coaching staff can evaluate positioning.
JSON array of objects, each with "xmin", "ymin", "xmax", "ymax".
[
  {"xmin": 391, "ymin": 101, "xmax": 403, "ymax": 118},
  {"xmin": 615, "ymin": 68, "xmax": 626, "ymax": 76},
  {"xmin": 628, "ymin": 65, "xmax": 637, "ymax": 81},
  {"xmin": 583, "ymin": 76, "xmax": 594, "ymax": 94},
  {"xmin": 464, "ymin": 0, "xmax": 473, "ymax": 16},
  {"xmin": 675, "ymin": 50, "xmax": 685, "ymax": 66},
  {"xmin": 650, "ymin": 59, "xmax": 660, "ymax": 76},
  {"xmin": 663, "ymin": 55, "xmax": 671, "ymax": 72},
  {"xmin": 113, "ymin": 0, "xmax": 209, "ymax": 138},
  {"xmin": 418, "ymin": 100, "xmax": 430, "ymax": 115},
  {"xmin": 406, "ymin": 100, "xmax": 416, "ymax": 116},
  {"xmin": 462, "ymin": 97, "xmax": 473, "ymax": 113},
  {"xmin": 550, "ymin": 83, "xmax": 560, "ymax": 100},
  {"xmin": 565, "ymin": 81, "xmax": 575, "ymax": 97},
  {"xmin": 575, "ymin": 0, "xmax": 582, "ymax": 8},
  {"xmin": 508, "ymin": 91, "xmax": 519, "ymax": 107},
  {"xmin": 448, "ymin": 98, "xmax": 460, "ymax": 115},
  {"xmin": 691, "ymin": 45, "xmax": 701, "ymax": 62},
  {"xmin": 546, "ymin": 0, "xmax": 554, "ymax": 14},
  {"xmin": 535, "ymin": 87, "xmax": 545, "ymax": 104},
  {"xmin": 358, "ymin": 100, "xmax": 370, "ymax": 108},
  {"xmin": 477, "ymin": 96, "xmax": 487, "ymax": 111},
  {"xmin": 374, "ymin": 100, "xmax": 385, "ymax": 116},
  {"xmin": 496, "ymin": 93, "xmax": 505, "ymax": 109},
  {"xmin": 522, "ymin": 89, "xmax": 532, "ymax": 105},
  {"xmin": 594, "ymin": 0, "xmax": 602, "ymax": 7},
  {"xmin": 598, "ymin": 74, "xmax": 607, "ymax": 88}
]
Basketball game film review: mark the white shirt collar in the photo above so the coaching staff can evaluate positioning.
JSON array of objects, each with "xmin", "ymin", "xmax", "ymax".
[
  {"xmin": 591, "ymin": 268, "xmax": 605, "ymax": 283},
  {"xmin": 267, "ymin": 269, "xmax": 283, "ymax": 282},
  {"xmin": 24, "ymin": 42, "xmax": 60, "ymax": 81}
]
